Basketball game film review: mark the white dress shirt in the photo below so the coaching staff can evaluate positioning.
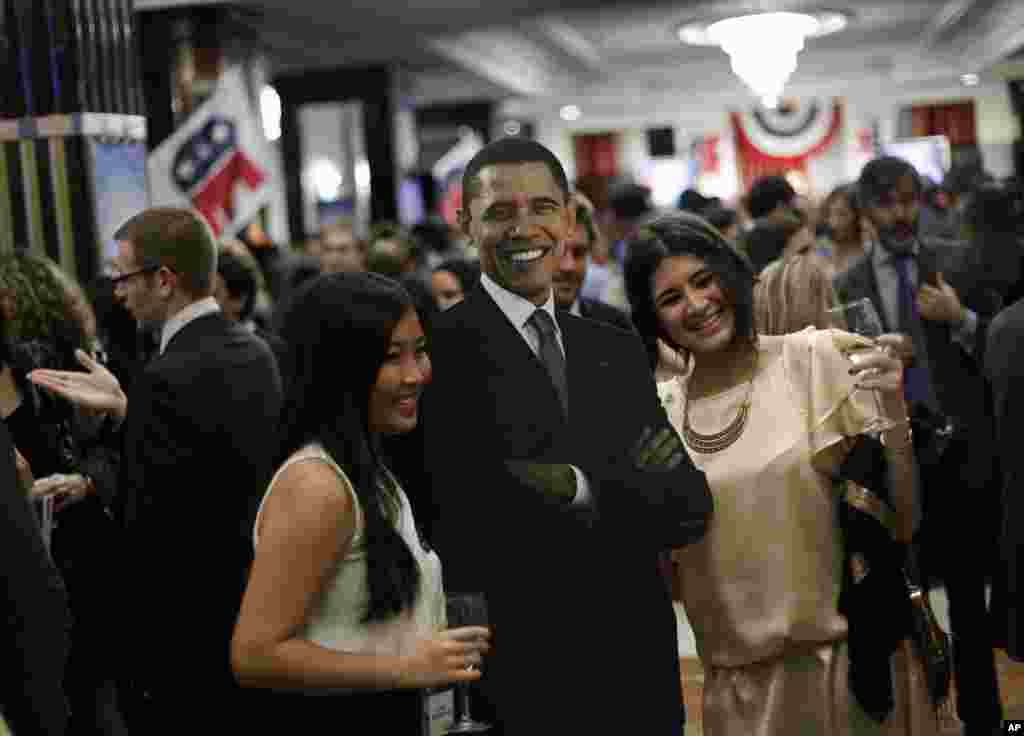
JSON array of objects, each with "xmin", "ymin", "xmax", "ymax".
[
  {"xmin": 159, "ymin": 297, "xmax": 221, "ymax": 355},
  {"xmin": 479, "ymin": 273, "xmax": 591, "ymax": 505}
]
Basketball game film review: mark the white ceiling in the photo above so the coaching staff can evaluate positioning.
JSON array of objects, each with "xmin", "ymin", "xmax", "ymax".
[{"xmin": 141, "ymin": 0, "xmax": 1024, "ymax": 114}]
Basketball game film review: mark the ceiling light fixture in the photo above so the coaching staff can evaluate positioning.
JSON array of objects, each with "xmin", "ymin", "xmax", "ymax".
[
  {"xmin": 560, "ymin": 104, "xmax": 581, "ymax": 122},
  {"xmin": 961, "ymin": 73, "xmax": 980, "ymax": 87},
  {"xmin": 678, "ymin": 11, "xmax": 848, "ymax": 108}
]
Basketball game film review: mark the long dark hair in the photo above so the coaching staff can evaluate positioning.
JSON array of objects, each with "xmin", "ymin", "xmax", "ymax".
[
  {"xmin": 624, "ymin": 213, "xmax": 757, "ymax": 370},
  {"xmin": 276, "ymin": 271, "xmax": 420, "ymax": 623}
]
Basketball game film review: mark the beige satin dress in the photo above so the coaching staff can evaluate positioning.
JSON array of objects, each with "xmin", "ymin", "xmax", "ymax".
[{"xmin": 657, "ymin": 328, "xmax": 949, "ymax": 736}]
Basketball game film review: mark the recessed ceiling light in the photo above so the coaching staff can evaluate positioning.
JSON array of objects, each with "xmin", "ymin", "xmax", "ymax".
[
  {"xmin": 961, "ymin": 73, "xmax": 980, "ymax": 86},
  {"xmin": 503, "ymin": 120, "xmax": 522, "ymax": 136},
  {"xmin": 560, "ymin": 105, "xmax": 581, "ymax": 122}
]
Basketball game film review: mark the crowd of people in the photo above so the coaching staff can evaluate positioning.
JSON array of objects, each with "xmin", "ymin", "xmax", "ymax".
[{"xmin": 1, "ymin": 135, "xmax": 1020, "ymax": 736}]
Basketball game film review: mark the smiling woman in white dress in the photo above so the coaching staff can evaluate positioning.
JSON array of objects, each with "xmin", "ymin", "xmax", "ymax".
[{"xmin": 231, "ymin": 272, "xmax": 490, "ymax": 730}]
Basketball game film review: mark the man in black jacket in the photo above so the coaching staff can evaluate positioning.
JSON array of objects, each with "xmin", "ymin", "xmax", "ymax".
[
  {"xmin": 0, "ymin": 421, "xmax": 71, "ymax": 735},
  {"xmin": 35, "ymin": 208, "xmax": 283, "ymax": 736},
  {"xmin": 422, "ymin": 138, "xmax": 712, "ymax": 735},
  {"xmin": 553, "ymin": 193, "xmax": 635, "ymax": 332},
  {"xmin": 985, "ymin": 297, "xmax": 1024, "ymax": 663}
]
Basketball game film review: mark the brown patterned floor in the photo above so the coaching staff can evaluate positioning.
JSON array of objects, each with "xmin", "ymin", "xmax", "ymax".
[{"xmin": 680, "ymin": 649, "xmax": 1024, "ymax": 735}]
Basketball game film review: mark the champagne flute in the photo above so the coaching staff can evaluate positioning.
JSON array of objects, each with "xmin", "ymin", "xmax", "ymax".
[
  {"xmin": 825, "ymin": 298, "xmax": 900, "ymax": 433},
  {"xmin": 445, "ymin": 593, "xmax": 491, "ymax": 734}
]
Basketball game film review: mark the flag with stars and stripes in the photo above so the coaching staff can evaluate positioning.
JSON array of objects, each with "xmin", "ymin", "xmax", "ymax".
[{"xmin": 147, "ymin": 66, "xmax": 271, "ymax": 236}]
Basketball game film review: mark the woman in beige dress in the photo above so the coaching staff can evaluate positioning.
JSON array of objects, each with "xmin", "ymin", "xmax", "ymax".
[{"xmin": 623, "ymin": 214, "xmax": 944, "ymax": 735}]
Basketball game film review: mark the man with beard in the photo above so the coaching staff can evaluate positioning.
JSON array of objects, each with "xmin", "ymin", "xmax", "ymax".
[
  {"xmin": 420, "ymin": 137, "xmax": 712, "ymax": 735},
  {"xmin": 833, "ymin": 156, "xmax": 1004, "ymax": 735},
  {"xmin": 553, "ymin": 193, "xmax": 634, "ymax": 332}
]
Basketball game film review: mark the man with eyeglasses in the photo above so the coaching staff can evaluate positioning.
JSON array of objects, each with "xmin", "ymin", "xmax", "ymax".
[{"xmin": 34, "ymin": 207, "xmax": 283, "ymax": 736}]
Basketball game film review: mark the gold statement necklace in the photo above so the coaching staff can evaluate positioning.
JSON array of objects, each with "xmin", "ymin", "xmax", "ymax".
[{"xmin": 681, "ymin": 351, "xmax": 758, "ymax": 454}]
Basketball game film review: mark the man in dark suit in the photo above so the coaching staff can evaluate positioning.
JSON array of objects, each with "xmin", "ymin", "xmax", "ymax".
[
  {"xmin": 0, "ymin": 421, "xmax": 71, "ymax": 735},
  {"xmin": 422, "ymin": 138, "xmax": 712, "ymax": 735},
  {"xmin": 108, "ymin": 209, "xmax": 282, "ymax": 735},
  {"xmin": 985, "ymin": 297, "xmax": 1024, "ymax": 663},
  {"xmin": 833, "ymin": 157, "xmax": 1004, "ymax": 734},
  {"xmin": 553, "ymin": 192, "xmax": 635, "ymax": 332}
]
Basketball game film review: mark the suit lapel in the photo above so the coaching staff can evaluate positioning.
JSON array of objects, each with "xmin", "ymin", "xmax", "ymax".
[{"xmin": 844, "ymin": 256, "xmax": 892, "ymax": 332}]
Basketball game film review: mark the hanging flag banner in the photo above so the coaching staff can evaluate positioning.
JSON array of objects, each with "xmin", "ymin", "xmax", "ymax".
[
  {"xmin": 731, "ymin": 98, "xmax": 843, "ymax": 190},
  {"xmin": 147, "ymin": 66, "xmax": 270, "ymax": 236}
]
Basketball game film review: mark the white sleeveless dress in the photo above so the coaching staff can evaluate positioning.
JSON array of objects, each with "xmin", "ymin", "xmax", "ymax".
[{"xmin": 254, "ymin": 444, "xmax": 445, "ymax": 660}]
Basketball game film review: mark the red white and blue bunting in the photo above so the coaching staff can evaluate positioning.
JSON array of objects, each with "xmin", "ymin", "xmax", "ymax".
[{"xmin": 731, "ymin": 99, "xmax": 843, "ymax": 189}]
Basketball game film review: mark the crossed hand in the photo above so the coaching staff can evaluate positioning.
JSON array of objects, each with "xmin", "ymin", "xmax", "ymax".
[{"xmin": 504, "ymin": 424, "xmax": 687, "ymax": 505}]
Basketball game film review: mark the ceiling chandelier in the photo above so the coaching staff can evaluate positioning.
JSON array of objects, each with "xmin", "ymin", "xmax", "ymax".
[{"xmin": 678, "ymin": 11, "xmax": 848, "ymax": 108}]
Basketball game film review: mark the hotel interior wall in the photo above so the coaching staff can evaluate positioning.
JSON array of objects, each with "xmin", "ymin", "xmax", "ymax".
[{"xmin": 508, "ymin": 80, "xmax": 1021, "ymax": 206}]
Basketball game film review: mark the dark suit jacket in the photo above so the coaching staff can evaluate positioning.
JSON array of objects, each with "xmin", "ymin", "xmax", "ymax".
[
  {"xmin": 118, "ymin": 311, "xmax": 282, "ymax": 698},
  {"xmin": 985, "ymin": 299, "xmax": 1024, "ymax": 660},
  {"xmin": 0, "ymin": 422, "xmax": 70, "ymax": 736},
  {"xmin": 254, "ymin": 325, "xmax": 289, "ymax": 382},
  {"xmin": 577, "ymin": 296, "xmax": 635, "ymax": 333},
  {"xmin": 833, "ymin": 240, "xmax": 1000, "ymax": 493},
  {"xmin": 422, "ymin": 285, "xmax": 712, "ymax": 735}
]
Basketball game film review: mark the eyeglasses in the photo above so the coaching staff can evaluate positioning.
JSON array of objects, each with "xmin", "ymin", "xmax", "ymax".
[{"xmin": 110, "ymin": 263, "xmax": 162, "ymax": 286}]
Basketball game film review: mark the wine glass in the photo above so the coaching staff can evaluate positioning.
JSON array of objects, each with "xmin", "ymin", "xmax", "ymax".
[
  {"xmin": 825, "ymin": 298, "xmax": 900, "ymax": 433},
  {"xmin": 445, "ymin": 593, "xmax": 491, "ymax": 734}
]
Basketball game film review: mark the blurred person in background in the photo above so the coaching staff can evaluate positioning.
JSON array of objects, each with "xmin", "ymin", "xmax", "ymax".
[
  {"xmin": 677, "ymin": 189, "xmax": 713, "ymax": 215},
  {"xmin": 704, "ymin": 206, "xmax": 740, "ymax": 243},
  {"xmin": 744, "ymin": 175, "xmax": 803, "ymax": 230},
  {"xmin": 320, "ymin": 220, "xmax": 366, "ymax": 274},
  {"xmin": 47, "ymin": 263, "xmax": 100, "ymax": 358},
  {"xmin": 411, "ymin": 218, "xmax": 457, "ymax": 268},
  {"xmin": 606, "ymin": 182, "xmax": 654, "ymax": 268},
  {"xmin": 215, "ymin": 250, "xmax": 288, "ymax": 372},
  {"xmin": 270, "ymin": 255, "xmax": 322, "ymax": 336},
  {"xmin": 554, "ymin": 193, "xmax": 634, "ymax": 332},
  {"xmin": 579, "ymin": 189, "xmax": 630, "ymax": 309},
  {"xmin": 818, "ymin": 184, "xmax": 867, "ymax": 276},
  {"xmin": 367, "ymin": 223, "xmax": 421, "ymax": 280},
  {"xmin": 754, "ymin": 251, "xmax": 840, "ymax": 335},
  {"xmin": 0, "ymin": 256, "xmax": 128, "ymax": 736},
  {"xmin": 0, "ymin": 251, "xmax": 86, "ymax": 371},
  {"xmin": 919, "ymin": 164, "xmax": 992, "ymax": 241},
  {"xmin": 740, "ymin": 218, "xmax": 814, "ymax": 274},
  {"xmin": 0, "ymin": 419, "xmax": 71, "ymax": 736},
  {"xmin": 430, "ymin": 259, "xmax": 480, "ymax": 312}
]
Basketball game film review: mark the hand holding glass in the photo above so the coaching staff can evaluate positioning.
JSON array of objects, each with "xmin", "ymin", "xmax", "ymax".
[
  {"xmin": 826, "ymin": 298, "xmax": 901, "ymax": 433},
  {"xmin": 445, "ymin": 593, "xmax": 491, "ymax": 734}
]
